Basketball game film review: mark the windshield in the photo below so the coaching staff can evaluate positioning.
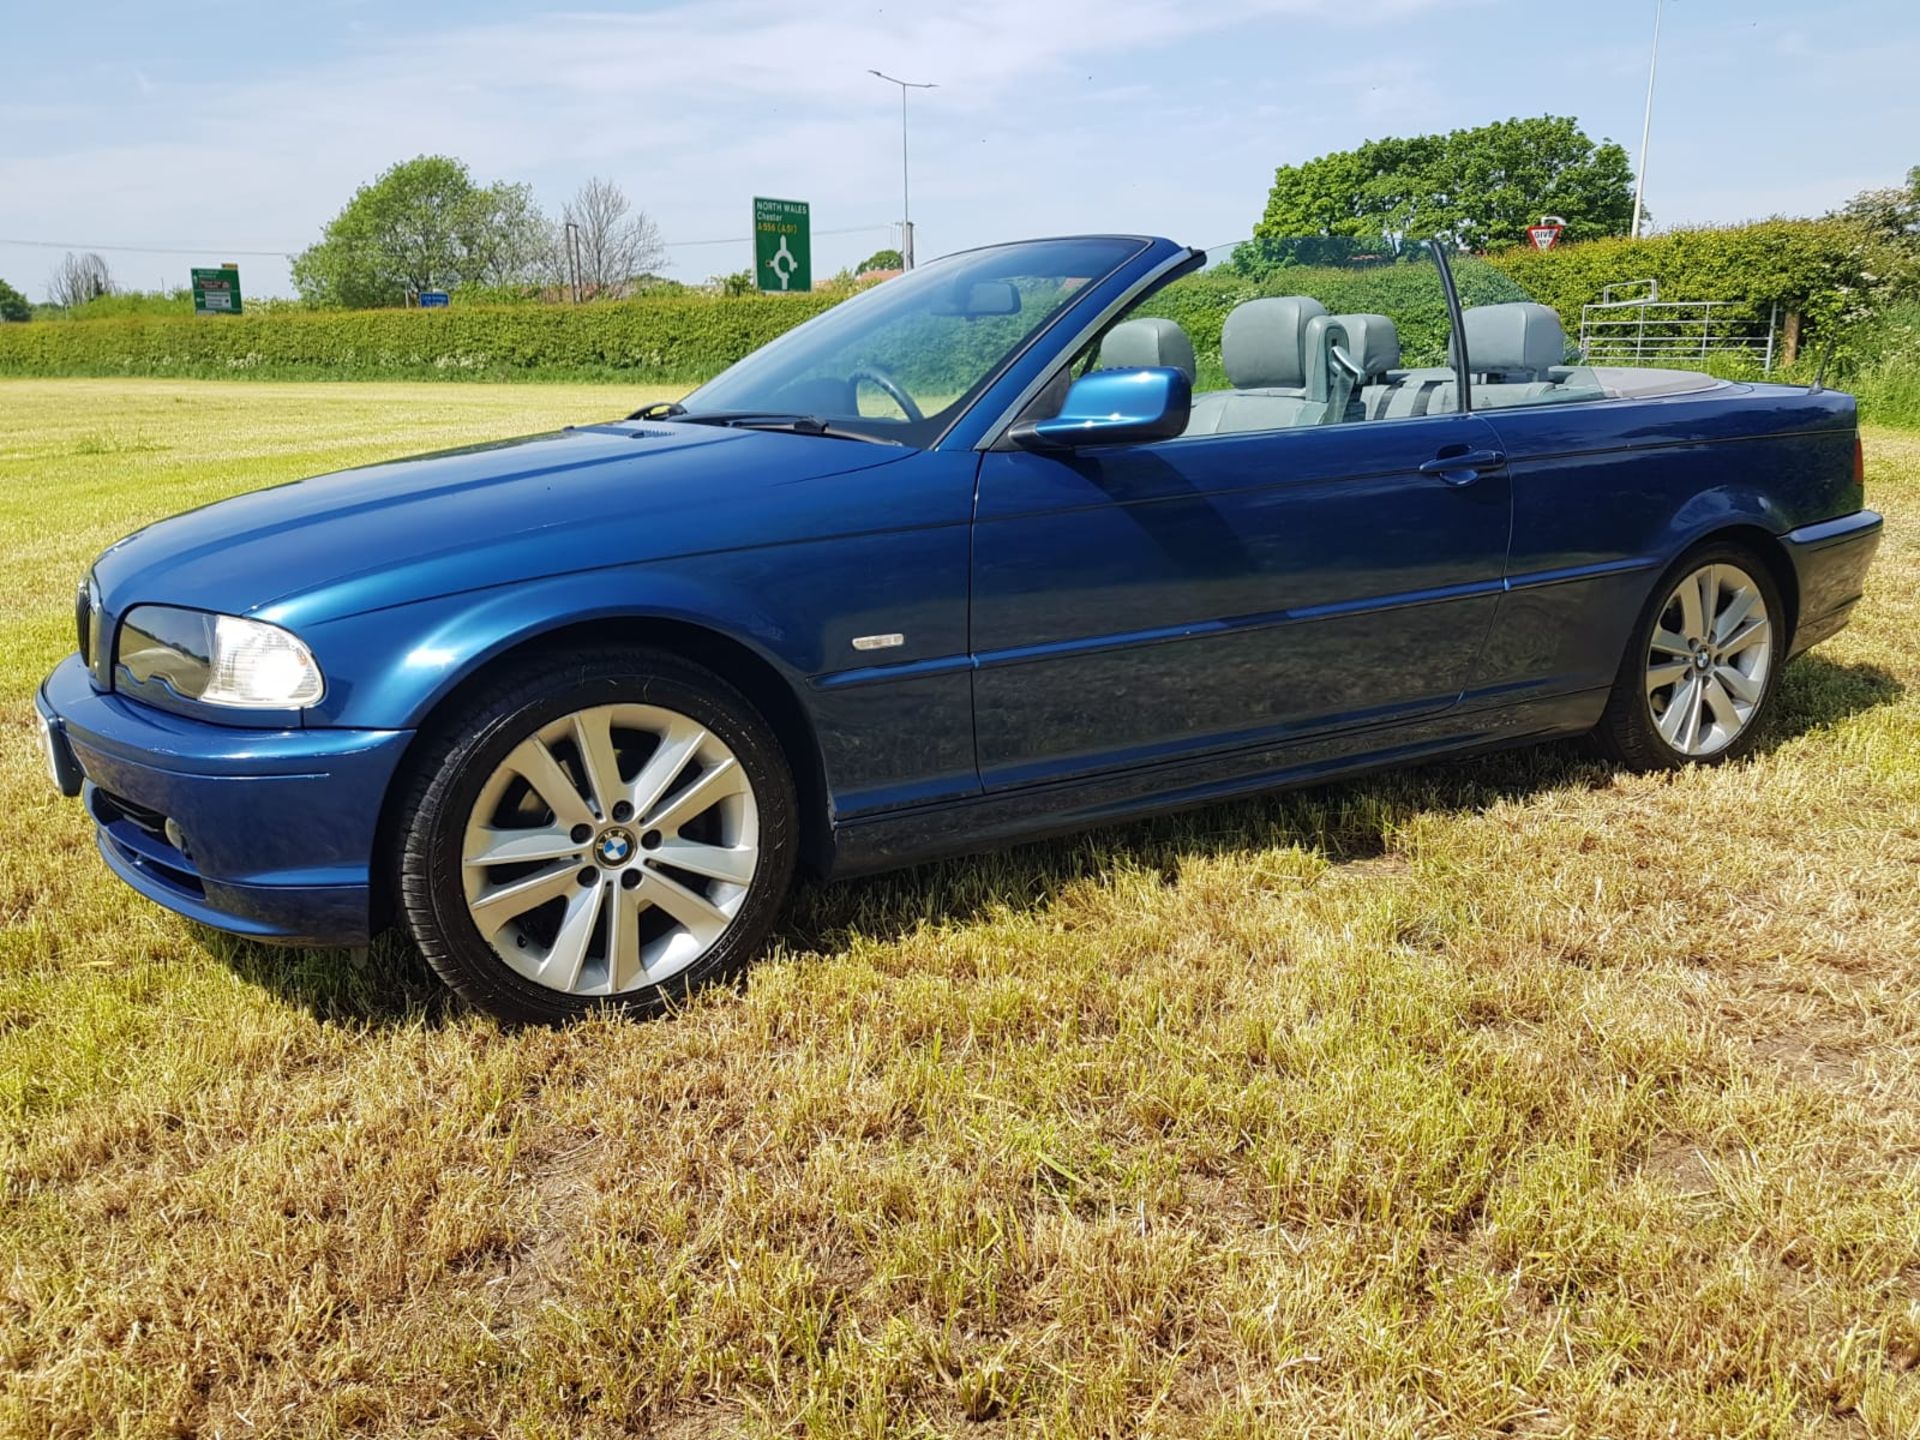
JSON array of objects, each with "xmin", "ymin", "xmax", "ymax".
[{"xmin": 681, "ymin": 236, "xmax": 1147, "ymax": 444}]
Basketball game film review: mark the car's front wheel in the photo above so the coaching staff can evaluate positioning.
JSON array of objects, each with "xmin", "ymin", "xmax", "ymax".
[
  {"xmin": 1591, "ymin": 541, "xmax": 1786, "ymax": 770},
  {"xmin": 395, "ymin": 648, "xmax": 796, "ymax": 1024}
]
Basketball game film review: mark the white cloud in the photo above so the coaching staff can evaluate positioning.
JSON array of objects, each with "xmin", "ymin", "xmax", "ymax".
[
  {"xmin": 6, "ymin": 0, "xmax": 1909, "ymax": 302},
  {"xmin": 0, "ymin": 0, "xmax": 1452, "ymax": 296}
]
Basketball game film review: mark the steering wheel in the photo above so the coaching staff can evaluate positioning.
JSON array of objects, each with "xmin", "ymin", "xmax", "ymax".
[{"xmin": 848, "ymin": 365, "xmax": 924, "ymax": 424}]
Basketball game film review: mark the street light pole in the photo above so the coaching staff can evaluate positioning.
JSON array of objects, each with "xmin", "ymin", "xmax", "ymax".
[
  {"xmin": 868, "ymin": 69, "xmax": 936, "ymax": 269},
  {"xmin": 1630, "ymin": 0, "xmax": 1664, "ymax": 241}
]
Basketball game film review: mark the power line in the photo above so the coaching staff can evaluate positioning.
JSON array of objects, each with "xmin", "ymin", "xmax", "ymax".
[
  {"xmin": 0, "ymin": 222, "xmax": 895, "ymax": 259},
  {"xmin": 0, "ymin": 238, "xmax": 295, "ymax": 257}
]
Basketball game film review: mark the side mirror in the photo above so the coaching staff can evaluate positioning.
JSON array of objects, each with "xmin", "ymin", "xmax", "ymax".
[{"xmin": 1011, "ymin": 367, "xmax": 1192, "ymax": 449}]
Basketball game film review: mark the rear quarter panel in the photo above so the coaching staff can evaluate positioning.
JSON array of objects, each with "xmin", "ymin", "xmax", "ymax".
[{"xmin": 1471, "ymin": 383, "xmax": 1859, "ymax": 704}]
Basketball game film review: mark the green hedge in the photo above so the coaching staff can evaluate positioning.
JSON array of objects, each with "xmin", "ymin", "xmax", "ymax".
[
  {"xmin": 5, "ymin": 220, "xmax": 1911, "ymax": 400},
  {"xmin": 1482, "ymin": 219, "xmax": 1902, "ymax": 358},
  {"xmin": 0, "ymin": 292, "xmax": 841, "ymax": 382},
  {"xmin": 1844, "ymin": 298, "xmax": 1920, "ymax": 428}
]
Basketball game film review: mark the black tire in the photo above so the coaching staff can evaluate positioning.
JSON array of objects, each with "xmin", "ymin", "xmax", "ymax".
[
  {"xmin": 1590, "ymin": 539, "xmax": 1787, "ymax": 771},
  {"xmin": 394, "ymin": 647, "xmax": 797, "ymax": 1025}
]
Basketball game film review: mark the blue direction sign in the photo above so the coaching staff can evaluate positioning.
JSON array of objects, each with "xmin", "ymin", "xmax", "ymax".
[{"xmin": 419, "ymin": 290, "xmax": 450, "ymax": 308}]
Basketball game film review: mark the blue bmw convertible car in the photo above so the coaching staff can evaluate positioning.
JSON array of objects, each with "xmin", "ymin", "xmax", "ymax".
[{"xmin": 37, "ymin": 234, "xmax": 1881, "ymax": 1022}]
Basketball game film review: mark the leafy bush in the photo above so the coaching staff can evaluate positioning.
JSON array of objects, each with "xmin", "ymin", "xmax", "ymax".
[
  {"xmin": 1483, "ymin": 220, "xmax": 1906, "ymax": 360},
  {"xmin": 1841, "ymin": 298, "xmax": 1920, "ymax": 428},
  {"xmin": 0, "ymin": 292, "xmax": 841, "ymax": 382},
  {"xmin": 48, "ymin": 289, "xmax": 197, "ymax": 321}
]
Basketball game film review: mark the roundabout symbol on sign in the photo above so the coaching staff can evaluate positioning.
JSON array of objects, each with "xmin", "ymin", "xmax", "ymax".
[{"xmin": 767, "ymin": 235, "xmax": 798, "ymax": 291}]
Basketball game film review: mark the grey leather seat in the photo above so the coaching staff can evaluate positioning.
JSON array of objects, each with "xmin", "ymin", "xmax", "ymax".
[
  {"xmin": 1332, "ymin": 313, "xmax": 1401, "ymax": 382},
  {"xmin": 1463, "ymin": 302, "xmax": 1566, "ymax": 382},
  {"xmin": 1427, "ymin": 302, "xmax": 1573, "ymax": 412},
  {"xmin": 1185, "ymin": 296, "xmax": 1344, "ymax": 435},
  {"xmin": 1332, "ymin": 314, "xmax": 1403, "ymax": 420},
  {"xmin": 1358, "ymin": 304, "xmax": 1583, "ymax": 418},
  {"xmin": 1096, "ymin": 317, "xmax": 1197, "ymax": 384}
]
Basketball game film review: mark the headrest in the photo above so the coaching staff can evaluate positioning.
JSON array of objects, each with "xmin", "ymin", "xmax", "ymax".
[
  {"xmin": 1098, "ymin": 317, "xmax": 1196, "ymax": 384},
  {"xmin": 1462, "ymin": 302, "xmax": 1565, "ymax": 381},
  {"xmin": 1330, "ymin": 313, "xmax": 1400, "ymax": 378},
  {"xmin": 1222, "ymin": 296, "xmax": 1327, "ymax": 389}
]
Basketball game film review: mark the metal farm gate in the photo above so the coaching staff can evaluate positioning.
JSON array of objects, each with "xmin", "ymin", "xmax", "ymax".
[{"xmin": 1577, "ymin": 279, "xmax": 1779, "ymax": 372}]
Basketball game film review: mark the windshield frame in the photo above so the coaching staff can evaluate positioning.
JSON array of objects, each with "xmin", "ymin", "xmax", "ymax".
[{"xmin": 676, "ymin": 236, "xmax": 1156, "ymax": 449}]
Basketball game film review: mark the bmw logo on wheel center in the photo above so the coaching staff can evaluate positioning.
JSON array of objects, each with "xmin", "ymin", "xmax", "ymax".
[{"xmin": 594, "ymin": 827, "xmax": 636, "ymax": 867}]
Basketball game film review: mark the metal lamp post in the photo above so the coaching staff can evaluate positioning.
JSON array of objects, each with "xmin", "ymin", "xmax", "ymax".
[
  {"xmin": 1630, "ymin": 0, "xmax": 1664, "ymax": 240},
  {"xmin": 868, "ymin": 69, "xmax": 936, "ymax": 270}
]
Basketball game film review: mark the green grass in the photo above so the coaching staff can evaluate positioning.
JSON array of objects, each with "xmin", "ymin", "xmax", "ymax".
[{"xmin": 6, "ymin": 378, "xmax": 1920, "ymax": 1438}]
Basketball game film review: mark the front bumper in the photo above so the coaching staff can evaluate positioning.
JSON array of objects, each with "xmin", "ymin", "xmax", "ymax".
[
  {"xmin": 36, "ymin": 653, "xmax": 412, "ymax": 946},
  {"xmin": 1782, "ymin": 509, "xmax": 1883, "ymax": 656}
]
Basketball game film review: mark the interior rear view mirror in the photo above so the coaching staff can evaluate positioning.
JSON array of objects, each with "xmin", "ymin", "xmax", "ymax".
[{"xmin": 931, "ymin": 280, "xmax": 1021, "ymax": 318}]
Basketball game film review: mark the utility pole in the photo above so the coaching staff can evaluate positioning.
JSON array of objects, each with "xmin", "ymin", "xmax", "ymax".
[
  {"xmin": 565, "ymin": 220, "xmax": 582, "ymax": 303},
  {"xmin": 1630, "ymin": 0, "xmax": 1664, "ymax": 241},
  {"xmin": 868, "ymin": 69, "xmax": 936, "ymax": 270}
]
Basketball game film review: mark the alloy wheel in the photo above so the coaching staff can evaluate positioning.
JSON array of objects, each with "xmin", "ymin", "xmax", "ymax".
[
  {"xmin": 1645, "ymin": 562, "xmax": 1773, "ymax": 757},
  {"xmin": 460, "ymin": 703, "xmax": 759, "ymax": 995}
]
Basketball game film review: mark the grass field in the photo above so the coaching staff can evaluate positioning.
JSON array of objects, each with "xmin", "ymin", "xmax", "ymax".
[{"xmin": 4, "ymin": 378, "xmax": 1920, "ymax": 1438}]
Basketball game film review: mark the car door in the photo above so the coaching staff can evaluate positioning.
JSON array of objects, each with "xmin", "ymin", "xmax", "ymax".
[{"xmin": 968, "ymin": 411, "xmax": 1512, "ymax": 791}]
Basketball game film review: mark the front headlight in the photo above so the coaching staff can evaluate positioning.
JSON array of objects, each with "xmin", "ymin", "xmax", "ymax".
[{"xmin": 117, "ymin": 606, "xmax": 325, "ymax": 709}]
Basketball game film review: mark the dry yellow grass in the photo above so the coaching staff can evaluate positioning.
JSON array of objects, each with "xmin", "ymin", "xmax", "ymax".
[{"xmin": 4, "ymin": 379, "xmax": 1920, "ymax": 1438}]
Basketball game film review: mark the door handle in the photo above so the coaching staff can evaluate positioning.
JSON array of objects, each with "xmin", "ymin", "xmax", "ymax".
[{"xmin": 1418, "ymin": 448, "xmax": 1506, "ymax": 486}]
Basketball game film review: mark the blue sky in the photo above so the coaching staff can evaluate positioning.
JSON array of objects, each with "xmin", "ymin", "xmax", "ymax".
[{"xmin": 5, "ymin": 0, "xmax": 1917, "ymax": 301}]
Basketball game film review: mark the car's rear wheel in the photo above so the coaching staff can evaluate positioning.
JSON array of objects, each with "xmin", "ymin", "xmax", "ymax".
[
  {"xmin": 1591, "ymin": 542, "xmax": 1785, "ymax": 770},
  {"xmin": 395, "ymin": 648, "xmax": 796, "ymax": 1025}
]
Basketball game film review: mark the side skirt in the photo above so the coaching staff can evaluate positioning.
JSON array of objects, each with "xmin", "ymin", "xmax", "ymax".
[{"xmin": 825, "ymin": 686, "xmax": 1610, "ymax": 878}]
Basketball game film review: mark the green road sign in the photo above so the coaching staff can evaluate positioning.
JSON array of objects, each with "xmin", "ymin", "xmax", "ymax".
[
  {"xmin": 753, "ymin": 197, "xmax": 811, "ymax": 293},
  {"xmin": 191, "ymin": 266, "xmax": 243, "ymax": 315}
]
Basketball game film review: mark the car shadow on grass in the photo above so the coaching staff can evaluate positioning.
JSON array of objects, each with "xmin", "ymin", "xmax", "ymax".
[
  {"xmin": 777, "ymin": 653, "xmax": 1905, "ymax": 958},
  {"xmin": 201, "ymin": 654, "xmax": 1901, "ymax": 1025},
  {"xmin": 193, "ymin": 925, "xmax": 456, "ymax": 1028}
]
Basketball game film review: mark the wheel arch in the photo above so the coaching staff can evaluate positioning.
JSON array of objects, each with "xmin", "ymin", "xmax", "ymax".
[
  {"xmin": 368, "ymin": 613, "xmax": 836, "ymax": 930},
  {"xmin": 1674, "ymin": 522, "xmax": 1800, "ymax": 650},
  {"xmin": 1662, "ymin": 480, "xmax": 1803, "ymax": 646}
]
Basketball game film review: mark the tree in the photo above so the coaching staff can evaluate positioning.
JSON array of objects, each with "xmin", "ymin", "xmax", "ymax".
[
  {"xmin": 855, "ymin": 248, "xmax": 903, "ymax": 276},
  {"xmin": 1250, "ymin": 116, "xmax": 1635, "ymax": 257},
  {"xmin": 47, "ymin": 251, "xmax": 114, "ymax": 309},
  {"xmin": 292, "ymin": 155, "xmax": 550, "ymax": 307},
  {"xmin": 1836, "ymin": 166, "xmax": 1920, "ymax": 249},
  {"xmin": 0, "ymin": 278, "xmax": 29, "ymax": 322},
  {"xmin": 555, "ymin": 177, "xmax": 666, "ymax": 299}
]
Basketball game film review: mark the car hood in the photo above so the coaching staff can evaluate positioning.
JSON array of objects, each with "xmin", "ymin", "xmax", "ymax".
[{"xmin": 90, "ymin": 420, "xmax": 915, "ymax": 625}]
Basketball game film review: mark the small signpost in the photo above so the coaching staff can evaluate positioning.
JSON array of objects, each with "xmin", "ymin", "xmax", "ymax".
[
  {"xmin": 419, "ymin": 290, "xmax": 450, "ymax": 308},
  {"xmin": 191, "ymin": 265, "xmax": 243, "ymax": 315},
  {"xmin": 754, "ymin": 197, "xmax": 811, "ymax": 292},
  {"xmin": 1526, "ymin": 215, "xmax": 1566, "ymax": 251}
]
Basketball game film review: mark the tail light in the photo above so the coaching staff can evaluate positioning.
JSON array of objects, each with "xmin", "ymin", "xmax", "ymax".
[{"xmin": 1854, "ymin": 436, "xmax": 1866, "ymax": 490}]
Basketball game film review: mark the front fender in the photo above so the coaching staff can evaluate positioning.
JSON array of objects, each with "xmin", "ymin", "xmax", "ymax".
[
  {"xmin": 286, "ymin": 505, "xmax": 983, "ymax": 822},
  {"xmin": 298, "ymin": 567, "xmax": 806, "ymax": 731}
]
